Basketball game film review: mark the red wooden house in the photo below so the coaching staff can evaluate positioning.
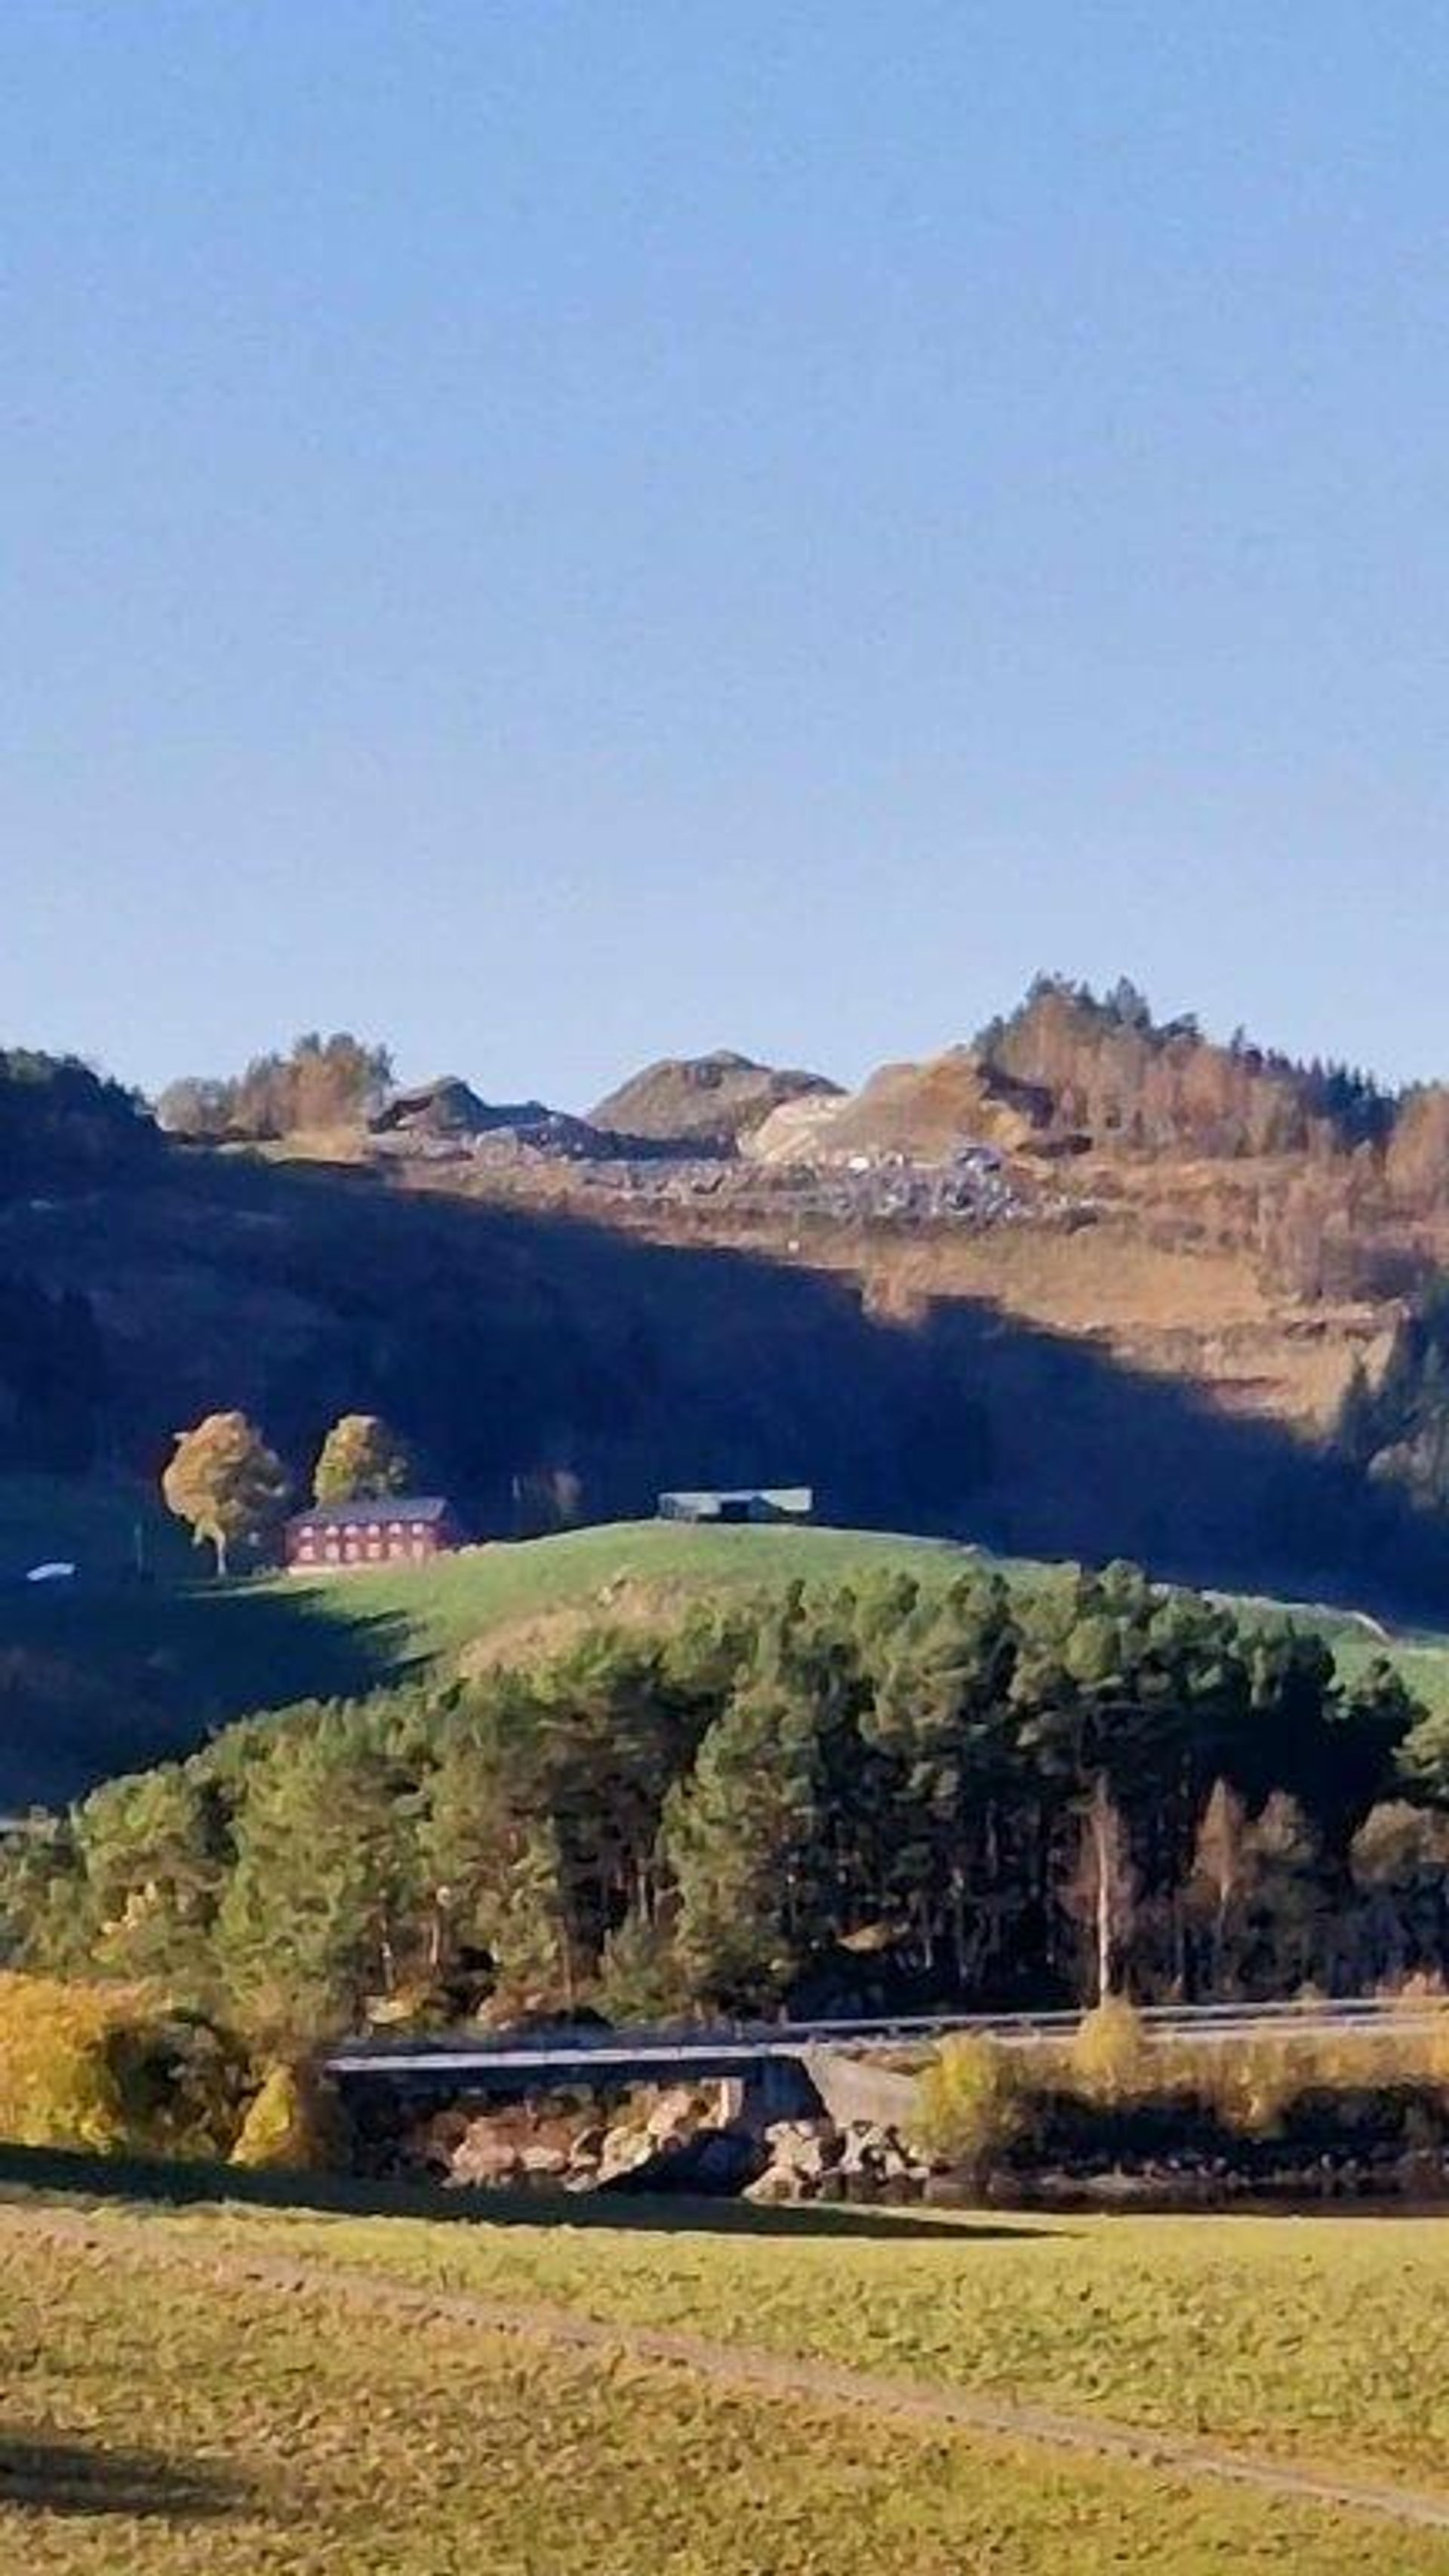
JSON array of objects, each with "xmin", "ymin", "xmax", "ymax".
[{"xmin": 285, "ymin": 1495, "xmax": 463, "ymax": 1574}]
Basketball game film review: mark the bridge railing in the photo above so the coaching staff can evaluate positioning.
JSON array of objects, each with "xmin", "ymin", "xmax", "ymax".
[{"xmin": 325, "ymin": 1994, "xmax": 1449, "ymax": 2079}]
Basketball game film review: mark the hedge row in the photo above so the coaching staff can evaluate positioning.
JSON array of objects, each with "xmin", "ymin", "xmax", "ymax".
[{"xmin": 914, "ymin": 1999, "xmax": 1449, "ymax": 2175}]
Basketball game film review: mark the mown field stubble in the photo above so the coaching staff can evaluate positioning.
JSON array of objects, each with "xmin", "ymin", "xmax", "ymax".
[{"xmin": 5, "ymin": 2180, "xmax": 1449, "ymax": 2574}]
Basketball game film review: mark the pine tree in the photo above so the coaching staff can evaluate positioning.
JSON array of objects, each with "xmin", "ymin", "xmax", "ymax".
[
  {"xmin": 212, "ymin": 1719, "xmax": 419, "ymax": 2039},
  {"xmin": 666, "ymin": 1667, "xmax": 827, "ymax": 2010}
]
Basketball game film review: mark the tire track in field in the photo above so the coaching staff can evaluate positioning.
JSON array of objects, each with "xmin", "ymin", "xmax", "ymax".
[{"xmin": 7, "ymin": 2199, "xmax": 1449, "ymax": 2538}]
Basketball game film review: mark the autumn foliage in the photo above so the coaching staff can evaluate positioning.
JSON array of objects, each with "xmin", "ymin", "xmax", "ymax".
[
  {"xmin": 229, "ymin": 2058, "xmax": 346, "ymax": 2171},
  {"xmin": 162, "ymin": 1410, "xmax": 291, "ymax": 1575},
  {"xmin": 0, "ymin": 1971, "xmax": 243, "ymax": 2156}
]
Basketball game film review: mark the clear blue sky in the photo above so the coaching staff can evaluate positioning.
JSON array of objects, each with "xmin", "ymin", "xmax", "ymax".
[{"xmin": 4, "ymin": 2, "xmax": 1447, "ymax": 1109}]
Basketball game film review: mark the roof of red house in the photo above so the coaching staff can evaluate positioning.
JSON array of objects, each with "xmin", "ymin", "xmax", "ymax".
[{"xmin": 287, "ymin": 1496, "xmax": 452, "ymax": 1532}]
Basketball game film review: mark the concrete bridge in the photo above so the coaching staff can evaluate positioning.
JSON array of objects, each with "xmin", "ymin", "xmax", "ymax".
[
  {"xmin": 325, "ymin": 1996, "xmax": 1441, "ymax": 2134},
  {"xmin": 325, "ymin": 2023, "xmax": 923, "ymax": 2130}
]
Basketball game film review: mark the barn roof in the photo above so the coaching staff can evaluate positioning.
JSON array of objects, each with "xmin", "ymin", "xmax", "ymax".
[{"xmin": 288, "ymin": 1496, "xmax": 452, "ymax": 1531}]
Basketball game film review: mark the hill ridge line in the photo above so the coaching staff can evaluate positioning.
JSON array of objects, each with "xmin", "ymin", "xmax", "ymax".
[{"xmin": 7, "ymin": 2199, "xmax": 1449, "ymax": 2534}]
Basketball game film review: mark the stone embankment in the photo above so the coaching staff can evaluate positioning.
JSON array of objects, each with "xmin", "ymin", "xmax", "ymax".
[
  {"xmin": 393, "ymin": 2084, "xmax": 1449, "ymax": 2210},
  {"xmin": 400, "ymin": 2086, "xmax": 941, "ymax": 2204}
]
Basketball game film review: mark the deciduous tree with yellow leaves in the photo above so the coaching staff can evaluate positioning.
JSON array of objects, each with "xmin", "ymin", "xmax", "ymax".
[{"xmin": 162, "ymin": 1410, "xmax": 291, "ymax": 1577}]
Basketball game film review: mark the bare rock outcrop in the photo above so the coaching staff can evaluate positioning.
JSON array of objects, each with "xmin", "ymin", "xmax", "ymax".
[{"xmin": 590, "ymin": 1052, "xmax": 840, "ymax": 1153}]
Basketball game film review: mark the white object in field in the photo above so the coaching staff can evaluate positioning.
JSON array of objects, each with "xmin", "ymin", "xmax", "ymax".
[{"xmin": 26, "ymin": 1561, "xmax": 76, "ymax": 1583}]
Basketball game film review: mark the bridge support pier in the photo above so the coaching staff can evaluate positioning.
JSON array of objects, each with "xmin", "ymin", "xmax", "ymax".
[{"xmin": 716, "ymin": 2058, "xmax": 820, "ymax": 2135}]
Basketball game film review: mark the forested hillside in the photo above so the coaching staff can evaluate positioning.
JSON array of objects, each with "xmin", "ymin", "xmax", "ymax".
[
  {"xmin": 8, "ymin": 1563, "xmax": 1443, "ymax": 2037},
  {"xmin": 977, "ymin": 977, "xmax": 1397, "ymax": 1158}
]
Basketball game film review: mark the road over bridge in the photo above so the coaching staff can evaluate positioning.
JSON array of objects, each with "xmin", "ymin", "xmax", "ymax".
[{"xmin": 325, "ymin": 1996, "xmax": 1442, "ymax": 2128}]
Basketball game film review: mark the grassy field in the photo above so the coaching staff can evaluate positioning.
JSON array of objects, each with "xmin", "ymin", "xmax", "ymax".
[
  {"xmin": 4, "ymin": 2176, "xmax": 1449, "ymax": 2572},
  {"xmin": 162, "ymin": 2189, "xmax": 1449, "ymax": 2488},
  {"xmin": 277, "ymin": 1517, "xmax": 988, "ymax": 1654}
]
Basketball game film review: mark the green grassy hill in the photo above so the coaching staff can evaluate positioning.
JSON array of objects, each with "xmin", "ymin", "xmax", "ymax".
[
  {"xmin": 279, "ymin": 1518, "xmax": 990, "ymax": 1654},
  {"xmin": 2, "ymin": 1499, "xmax": 1447, "ymax": 1812},
  {"xmin": 0, "ymin": 1520, "xmax": 988, "ymax": 1810}
]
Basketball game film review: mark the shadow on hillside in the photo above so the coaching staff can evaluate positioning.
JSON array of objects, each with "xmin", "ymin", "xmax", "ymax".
[
  {"xmin": 186, "ymin": 1157, "xmax": 1449, "ymax": 1620},
  {"xmin": 0, "ymin": 2431, "xmax": 240, "ymax": 2520},
  {"xmin": 0, "ymin": 1577, "xmax": 417, "ymax": 1807},
  {"xmin": 9, "ymin": 1148, "xmax": 1449, "ymax": 1717},
  {"xmin": 0, "ymin": 2140, "xmax": 1045, "ymax": 2244}
]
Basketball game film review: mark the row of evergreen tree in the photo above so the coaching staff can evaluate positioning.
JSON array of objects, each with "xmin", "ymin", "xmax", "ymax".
[{"xmin": 7, "ymin": 1562, "xmax": 1449, "ymax": 2041}]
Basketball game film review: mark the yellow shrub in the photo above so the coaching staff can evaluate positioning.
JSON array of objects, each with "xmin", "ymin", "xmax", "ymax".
[
  {"xmin": 1069, "ymin": 1997, "xmax": 1151, "ymax": 2108},
  {"xmin": 912, "ymin": 2036, "xmax": 1026, "ymax": 2176},
  {"xmin": 1386, "ymin": 1971, "xmax": 1449, "ymax": 2011},
  {"xmin": 229, "ymin": 2060, "xmax": 345, "ymax": 2173},
  {"xmin": 0, "ymin": 1970, "xmax": 240, "ymax": 2157},
  {"xmin": 1419, "ymin": 2024, "xmax": 1449, "ymax": 2097},
  {"xmin": 1206, "ymin": 2036, "xmax": 1300, "ymax": 2137},
  {"xmin": 1195, "ymin": 2023, "xmax": 1449, "ymax": 2136}
]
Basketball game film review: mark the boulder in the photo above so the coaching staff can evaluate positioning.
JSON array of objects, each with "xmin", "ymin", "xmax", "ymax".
[
  {"xmin": 838, "ymin": 2122, "xmax": 888, "ymax": 2177},
  {"xmin": 923, "ymin": 2173, "xmax": 980, "ymax": 2208},
  {"xmin": 645, "ymin": 2085, "xmax": 707, "ymax": 2144},
  {"xmin": 843, "ymin": 2172, "xmax": 881, "ymax": 2204},
  {"xmin": 520, "ymin": 2144, "xmax": 570, "ymax": 2177},
  {"xmin": 743, "ymin": 2164, "xmax": 802, "ymax": 2205},
  {"xmin": 598, "ymin": 2125, "xmax": 655, "ymax": 2183},
  {"xmin": 598, "ymin": 2125, "xmax": 764, "ymax": 2197},
  {"xmin": 675, "ymin": 2128, "xmax": 762, "ymax": 2193},
  {"xmin": 449, "ymin": 2131, "xmax": 522, "ymax": 2187},
  {"xmin": 423, "ymin": 2107, "xmax": 471, "ymax": 2153},
  {"xmin": 761, "ymin": 2120, "xmax": 838, "ymax": 2187}
]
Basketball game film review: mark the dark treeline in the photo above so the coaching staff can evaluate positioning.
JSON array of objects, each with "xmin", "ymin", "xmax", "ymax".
[
  {"xmin": 7, "ymin": 1565, "xmax": 1447, "ymax": 2042},
  {"xmin": 0, "ymin": 1050, "xmax": 157, "ymax": 1199},
  {"xmin": 1339, "ymin": 1279, "xmax": 1449, "ymax": 1514},
  {"xmin": 0, "ymin": 1057, "xmax": 151, "ymax": 1466},
  {"xmin": 0, "ymin": 1277, "xmax": 109, "ymax": 1472}
]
